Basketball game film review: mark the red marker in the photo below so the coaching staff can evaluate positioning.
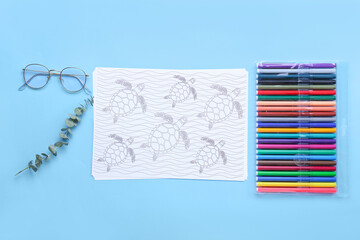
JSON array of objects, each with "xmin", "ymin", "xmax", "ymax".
[{"xmin": 257, "ymin": 166, "xmax": 336, "ymax": 171}]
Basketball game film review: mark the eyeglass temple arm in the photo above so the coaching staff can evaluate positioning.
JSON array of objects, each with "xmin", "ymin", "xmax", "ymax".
[
  {"xmin": 60, "ymin": 73, "xmax": 86, "ymax": 87},
  {"xmin": 62, "ymin": 74, "xmax": 92, "ymax": 94},
  {"xmin": 18, "ymin": 72, "xmax": 49, "ymax": 91}
]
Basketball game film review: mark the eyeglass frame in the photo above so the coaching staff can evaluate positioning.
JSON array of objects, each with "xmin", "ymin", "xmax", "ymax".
[{"xmin": 20, "ymin": 63, "xmax": 90, "ymax": 93}]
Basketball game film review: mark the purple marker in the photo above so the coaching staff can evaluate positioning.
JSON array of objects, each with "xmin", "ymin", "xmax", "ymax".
[
  {"xmin": 258, "ymin": 63, "xmax": 336, "ymax": 69},
  {"xmin": 256, "ymin": 139, "xmax": 336, "ymax": 144},
  {"xmin": 257, "ymin": 122, "xmax": 336, "ymax": 128}
]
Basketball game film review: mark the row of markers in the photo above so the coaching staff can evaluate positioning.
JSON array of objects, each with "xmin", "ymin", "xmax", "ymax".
[{"xmin": 256, "ymin": 63, "xmax": 337, "ymax": 194}]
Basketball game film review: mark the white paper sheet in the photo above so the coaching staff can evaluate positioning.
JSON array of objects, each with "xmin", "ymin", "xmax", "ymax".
[{"xmin": 92, "ymin": 68, "xmax": 248, "ymax": 181}]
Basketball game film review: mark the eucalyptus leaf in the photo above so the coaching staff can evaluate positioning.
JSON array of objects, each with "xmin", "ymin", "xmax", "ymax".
[
  {"xmin": 69, "ymin": 114, "xmax": 80, "ymax": 121},
  {"xmin": 35, "ymin": 159, "xmax": 42, "ymax": 168},
  {"xmin": 59, "ymin": 133, "xmax": 68, "ymax": 139},
  {"xmin": 61, "ymin": 128, "xmax": 68, "ymax": 131},
  {"xmin": 54, "ymin": 142, "xmax": 63, "ymax": 147},
  {"xmin": 65, "ymin": 118, "xmax": 75, "ymax": 128},
  {"xmin": 41, "ymin": 153, "xmax": 48, "ymax": 157},
  {"xmin": 69, "ymin": 114, "xmax": 81, "ymax": 122},
  {"xmin": 30, "ymin": 165, "xmax": 38, "ymax": 172},
  {"xmin": 75, "ymin": 108, "xmax": 83, "ymax": 116},
  {"xmin": 62, "ymin": 142, "xmax": 69, "ymax": 146},
  {"xmin": 72, "ymin": 118, "xmax": 79, "ymax": 125},
  {"xmin": 48, "ymin": 145, "xmax": 57, "ymax": 156},
  {"xmin": 68, "ymin": 128, "xmax": 72, "ymax": 135},
  {"xmin": 28, "ymin": 161, "xmax": 37, "ymax": 172},
  {"xmin": 36, "ymin": 154, "xmax": 42, "ymax": 161}
]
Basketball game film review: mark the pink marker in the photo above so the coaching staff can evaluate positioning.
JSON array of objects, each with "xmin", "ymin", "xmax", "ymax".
[
  {"xmin": 257, "ymin": 144, "xmax": 336, "ymax": 149},
  {"xmin": 257, "ymin": 187, "xmax": 337, "ymax": 194}
]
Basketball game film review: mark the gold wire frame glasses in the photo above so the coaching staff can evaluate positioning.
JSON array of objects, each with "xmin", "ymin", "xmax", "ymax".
[{"xmin": 19, "ymin": 63, "xmax": 90, "ymax": 93}]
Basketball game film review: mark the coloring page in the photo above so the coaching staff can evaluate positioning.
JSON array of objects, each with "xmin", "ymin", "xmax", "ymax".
[{"xmin": 92, "ymin": 68, "xmax": 248, "ymax": 181}]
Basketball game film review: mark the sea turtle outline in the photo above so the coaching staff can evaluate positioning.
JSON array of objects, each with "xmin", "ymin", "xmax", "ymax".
[
  {"xmin": 191, "ymin": 137, "xmax": 227, "ymax": 173},
  {"xmin": 140, "ymin": 112, "xmax": 190, "ymax": 161},
  {"xmin": 198, "ymin": 84, "xmax": 243, "ymax": 130},
  {"xmin": 97, "ymin": 134, "xmax": 135, "ymax": 172},
  {"xmin": 164, "ymin": 75, "xmax": 197, "ymax": 108},
  {"xmin": 103, "ymin": 79, "xmax": 147, "ymax": 123}
]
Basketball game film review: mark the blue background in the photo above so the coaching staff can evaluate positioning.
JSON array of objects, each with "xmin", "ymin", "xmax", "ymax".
[{"xmin": 1, "ymin": 0, "xmax": 359, "ymax": 239}]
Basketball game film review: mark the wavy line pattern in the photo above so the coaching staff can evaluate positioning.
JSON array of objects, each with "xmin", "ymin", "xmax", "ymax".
[{"xmin": 92, "ymin": 68, "xmax": 248, "ymax": 181}]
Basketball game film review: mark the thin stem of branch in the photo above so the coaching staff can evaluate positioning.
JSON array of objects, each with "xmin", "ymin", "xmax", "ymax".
[{"xmin": 14, "ymin": 166, "xmax": 30, "ymax": 176}]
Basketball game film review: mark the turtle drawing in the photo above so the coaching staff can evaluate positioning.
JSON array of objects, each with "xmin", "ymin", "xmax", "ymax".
[
  {"xmin": 198, "ymin": 84, "xmax": 243, "ymax": 130},
  {"xmin": 164, "ymin": 75, "xmax": 197, "ymax": 108},
  {"xmin": 103, "ymin": 79, "xmax": 147, "ymax": 123},
  {"xmin": 191, "ymin": 137, "xmax": 227, "ymax": 173},
  {"xmin": 97, "ymin": 134, "xmax": 135, "ymax": 172},
  {"xmin": 140, "ymin": 112, "xmax": 190, "ymax": 161}
]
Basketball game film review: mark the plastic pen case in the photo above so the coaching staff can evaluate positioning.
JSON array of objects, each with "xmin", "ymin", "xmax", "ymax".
[{"xmin": 256, "ymin": 62, "xmax": 338, "ymax": 194}]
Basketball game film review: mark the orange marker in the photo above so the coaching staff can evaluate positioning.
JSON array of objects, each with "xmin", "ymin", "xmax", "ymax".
[{"xmin": 257, "ymin": 128, "xmax": 336, "ymax": 133}]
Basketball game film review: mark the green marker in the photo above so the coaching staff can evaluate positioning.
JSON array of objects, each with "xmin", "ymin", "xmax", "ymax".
[
  {"xmin": 257, "ymin": 171, "xmax": 336, "ymax": 177},
  {"xmin": 257, "ymin": 95, "xmax": 336, "ymax": 101}
]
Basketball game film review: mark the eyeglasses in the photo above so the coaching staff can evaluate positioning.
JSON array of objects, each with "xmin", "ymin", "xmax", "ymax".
[{"xmin": 18, "ymin": 63, "xmax": 90, "ymax": 93}]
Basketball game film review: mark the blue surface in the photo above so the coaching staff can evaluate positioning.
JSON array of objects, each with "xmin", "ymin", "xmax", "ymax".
[{"xmin": 1, "ymin": 0, "xmax": 359, "ymax": 239}]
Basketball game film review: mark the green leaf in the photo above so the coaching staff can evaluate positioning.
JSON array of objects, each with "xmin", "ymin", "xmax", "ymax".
[
  {"xmin": 36, "ymin": 154, "xmax": 42, "ymax": 161},
  {"xmin": 59, "ymin": 132, "xmax": 68, "ymax": 139},
  {"xmin": 54, "ymin": 142, "xmax": 63, "ymax": 147},
  {"xmin": 35, "ymin": 158, "xmax": 42, "ymax": 168},
  {"xmin": 71, "ymin": 118, "xmax": 79, "ymax": 125},
  {"xmin": 62, "ymin": 142, "xmax": 69, "ymax": 146},
  {"xmin": 69, "ymin": 114, "xmax": 81, "ymax": 122},
  {"xmin": 48, "ymin": 145, "xmax": 57, "ymax": 156},
  {"xmin": 28, "ymin": 161, "xmax": 38, "ymax": 172},
  {"xmin": 68, "ymin": 128, "xmax": 72, "ymax": 135},
  {"xmin": 30, "ymin": 165, "xmax": 38, "ymax": 172},
  {"xmin": 88, "ymin": 97, "xmax": 94, "ymax": 106},
  {"xmin": 74, "ymin": 107, "xmax": 83, "ymax": 116},
  {"xmin": 61, "ymin": 128, "xmax": 68, "ymax": 131},
  {"xmin": 65, "ymin": 118, "xmax": 75, "ymax": 128}
]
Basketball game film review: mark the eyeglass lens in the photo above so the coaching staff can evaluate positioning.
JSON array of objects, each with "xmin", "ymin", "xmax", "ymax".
[
  {"xmin": 60, "ymin": 67, "xmax": 86, "ymax": 92},
  {"xmin": 24, "ymin": 64, "xmax": 50, "ymax": 89}
]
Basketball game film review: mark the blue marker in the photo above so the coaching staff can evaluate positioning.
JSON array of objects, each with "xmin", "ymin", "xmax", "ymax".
[
  {"xmin": 257, "ymin": 122, "xmax": 336, "ymax": 128},
  {"xmin": 256, "ymin": 155, "xmax": 337, "ymax": 160}
]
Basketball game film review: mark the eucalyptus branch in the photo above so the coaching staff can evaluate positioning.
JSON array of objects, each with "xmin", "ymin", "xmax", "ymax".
[{"xmin": 15, "ymin": 97, "xmax": 94, "ymax": 176}]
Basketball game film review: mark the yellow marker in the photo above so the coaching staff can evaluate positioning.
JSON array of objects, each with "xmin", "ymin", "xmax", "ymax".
[
  {"xmin": 257, "ymin": 128, "xmax": 336, "ymax": 133},
  {"xmin": 256, "ymin": 182, "xmax": 336, "ymax": 188}
]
